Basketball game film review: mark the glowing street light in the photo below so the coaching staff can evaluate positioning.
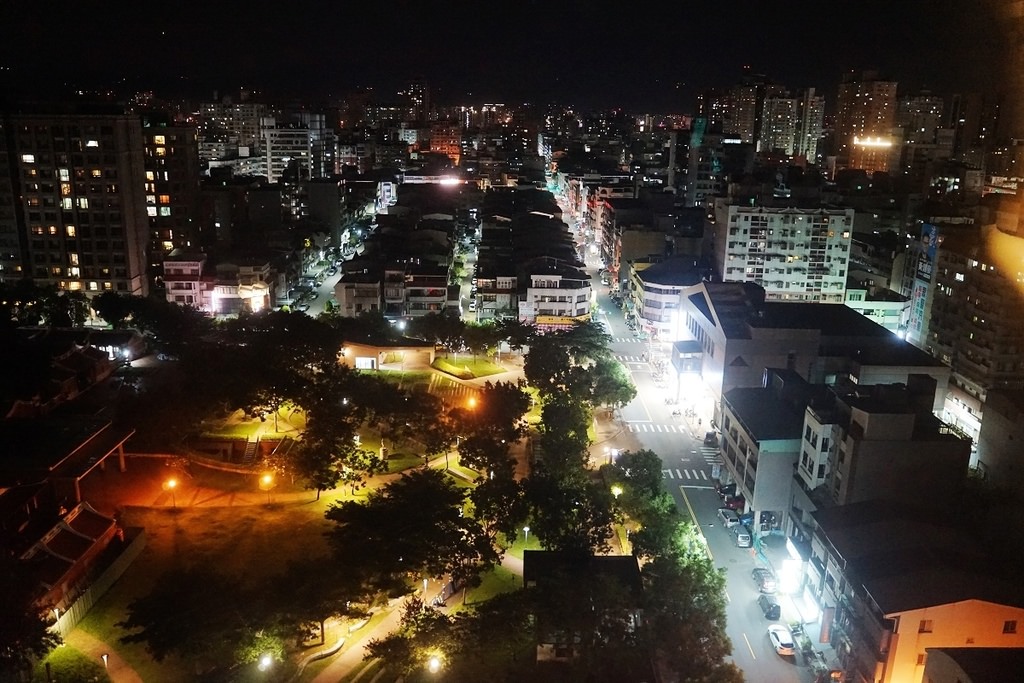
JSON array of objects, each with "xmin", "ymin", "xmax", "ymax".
[
  {"xmin": 467, "ymin": 396, "xmax": 477, "ymax": 409},
  {"xmin": 523, "ymin": 525, "xmax": 530, "ymax": 545},
  {"xmin": 611, "ymin": 484, "xmax": 623, "ymax": 500},
  {"xmin": 259, "ymin": 472, "xmax": 275, "ymax": 504},
  {"xmin": 163, "ymin": 478, "xmax": 178, "ymax": 508},
  {"xmin": 427, "ymin": 655, "xmax": 442, "ymax": 673},
  {"xmin": 258, "ymin": 654, "xmax": 273, "ymax": 671}
]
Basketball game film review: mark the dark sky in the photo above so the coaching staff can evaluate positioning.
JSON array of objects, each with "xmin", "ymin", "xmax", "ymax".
[{"xmin": 0, "ymin": 0, "xmax": 1011, "ymax": 112}]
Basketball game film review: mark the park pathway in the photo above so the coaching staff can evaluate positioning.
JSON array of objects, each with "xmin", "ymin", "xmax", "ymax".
[{"xmin": 64, "ymin": 629, "xmax": 143, "ymax": 683}]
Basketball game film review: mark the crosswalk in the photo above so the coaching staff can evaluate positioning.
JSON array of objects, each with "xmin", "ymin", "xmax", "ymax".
[
  {"xmin": 662, "ymin": 468, "xmax": 711, "ymax": 481},
  {"xmin": 615, "ymin": 354, "xmax": 648, "ymax": 363},
  {"xmin": 610, "ymin": 337, "xmax": 645, "ymax": 344},
  {"xmin": 627, "ymin": 423, "xmax": 689, "ymax": 434}
]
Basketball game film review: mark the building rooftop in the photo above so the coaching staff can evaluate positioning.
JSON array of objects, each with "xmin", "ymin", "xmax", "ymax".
[
  {"xmin": 926, "ymin": 648, "xmax": 1024, "ymax": 683},
  {"xmin": 812, "ymin": 500, "xmax": 1024, "ymax": 614},
  {"xmin": 633, "ymin": 257, "xmax": 705, "ymax": 287},
  {"xmin": 723, "ymin": 386, "xmax": 807, "ymax": 442}
]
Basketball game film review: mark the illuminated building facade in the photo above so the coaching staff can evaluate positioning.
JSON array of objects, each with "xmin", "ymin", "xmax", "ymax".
[
  {"xmin": 5, "ymin": 112, "xmax": 150, "ymax": 297},
  {"xmin": 141, "ymin": 120, "xmax": 200, "ymax": 279},
  {"xmin": 808, "ymin": 502, "xmax": 1024, "ymax": 683},
  {"xmin": 835, "ymin": 71, "xmax": 898, "ymax": 174},
  {"xmin": 714, "ymin": 203, "xmax": 854, "ymax": 303}
]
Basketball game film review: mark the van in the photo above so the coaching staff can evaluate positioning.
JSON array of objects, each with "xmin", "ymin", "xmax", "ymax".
[
  {"xmin": 732, "ymin": 524, "xmax": 752, "ymax": 548},
  {"xmin": 757, "ymin": 594, "xmax": 781, "ymax": 620},
  {"xmin": 717, "ymin": 508, "xmax": 740, "ymax": 528}
]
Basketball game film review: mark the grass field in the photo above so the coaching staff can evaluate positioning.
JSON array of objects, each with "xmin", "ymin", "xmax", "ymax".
[
  {"xmin": 78, "ymin": 502, "xmax": 335, "ymax": 682},
  {"xmin": 33, "ymin": 646, "xmax": 111, "ymax": 683}
]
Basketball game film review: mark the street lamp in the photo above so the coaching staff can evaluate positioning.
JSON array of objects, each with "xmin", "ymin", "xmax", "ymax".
[
  {"xmin": 611, "ymin": 484, "xmax": 623, "ymax": 500},
  {"xmin": 258, "ymin": 654, "xmax": 273, "ymax": 672},
  {"xmin": 427, "ymin": 655, "xmax": 442, "ymax": 673},
  {"xmin": 259, "ymin": 472, "xmax": 275, "ymax": 504},
  {"xmin": 523, "ymin": 525, "xmax": 530, "ymax": 546},
  {"xmin": 163, "ymin": 478, "xmax": 177, "ymax": 508}
]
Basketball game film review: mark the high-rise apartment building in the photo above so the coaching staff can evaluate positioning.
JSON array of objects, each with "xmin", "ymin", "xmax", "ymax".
[
  {"xmin": 759, "ymin": 96, "xmax": 798, "ymax": 155},
  {"xmin": 0, "ymin": 116, "xmax": 23, "ymax": 285},
  {"xmin": 198, "ymin": 100, "xmax": 267, "ymax": 149},
  {"xmin": 4, "ymin": 111, "xmax": 149, "ymax": 297},
  {"xmin": 834, "ymin": 71, "xmax": 898, "ymax": 174},
  {"xmin": 714, "ymin": 202, "xmax": 853, "ymax": 303},
  {"xmin": 140, "ymin": 117, "xmax": 200, "ymax": 277},
  {"xmin": 260, "ymin": 114, "xmax": 336, "ymax": 183},
  {"xmin": 795, "ymin": 88, "xmax": 825, "ymax": 162}
]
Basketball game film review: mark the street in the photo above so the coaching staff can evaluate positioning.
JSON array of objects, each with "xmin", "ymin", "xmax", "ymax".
[{"xmin": 586, "ymin": 262, "xmax": 811, "ymax": 683}]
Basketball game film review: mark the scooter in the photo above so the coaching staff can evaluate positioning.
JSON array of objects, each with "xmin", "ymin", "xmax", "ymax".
[{"xmin": 671, "ymin": 409, "xmax": 682, "ymax": 417}]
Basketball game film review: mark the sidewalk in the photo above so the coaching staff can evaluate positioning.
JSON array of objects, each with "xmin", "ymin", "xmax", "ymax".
[
  {"xmin": 64, "ymin": 629, "xmax": 143, "ymax": 683},
  {"xmin": 758, "ymin": 534, "xmax": 841, "ymax": 675}
]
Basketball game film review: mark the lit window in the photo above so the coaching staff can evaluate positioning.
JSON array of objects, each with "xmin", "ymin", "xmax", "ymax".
[
  {"xmin": 77, "ymin": 198, "xmax": 89, "ymax": 209},
  {"xmin": 158, "ymin": 194, "xmax": 171, "ymax": 204},
  {"xmin": 61, "ymin": 183, "xmax": 72, "ymax": 196},
  {"xmin": 66, "ymin": 225, "xmax": 76, "ymax": 237},
  {"xmin": 67, "ymin": 281, "xmax": 82, "ymax": 290},
  {"xmin": 103, "ymin": 281, "xmax": 112, "ymax": 290},
  {"xmin": 21, "ymin": 154, "xmax": 35, "ymax": 163},
  {"xmin": 86, "ymin": 139, "xmax": 99, "ymax": 148},
  {"xmin": 155, "ymin": 147, "xmax": 166, "ymax": 157},
  {"xmin": 91, "ymin": 169, "xmax": 102, "ymax": 178},
  {"xmin": 146, "ymin": 195, "xmax": 156, "ymax": 205},
  {"xmin": 147, "ymin": 207, "xmax": 157, "ymax": 217},
  {"xmin": 69, "ymin": 253, "xmax": 79, "ymax": 266},
  {"xmin": 153, "ymin": 135, "xmax": 165, "ymax": 145},
  {"xmin": 31, "ymin": 225, "xmax": 44, "ymax": 235},
  {"xmin": 48, "ymin": 225, "xmax": 58, "ymax": 235},
  {"xmin": 52, "ymin": 267, "xmax": 61, "ymax": 275},
  {"xmin": 62, "ymin": 198, "xmax": 73, "ymax": 210},
  {"xmin": 88, "ymin": 281, "xmax": 99, "ymax": 291},
  {"xmin": 59, "ymin": 169, "xmax": 70, "ymax": 181},
  {"xmin": 69, "ymin": 267, "xmax": 80, "ymax": 277},
  {"xmin": 159, "ymin": 207, "xmax": 171, "ymax": 216},
  {"xmin": 145, "ymin": 171, "xmax": 155, "ymax": 181}
]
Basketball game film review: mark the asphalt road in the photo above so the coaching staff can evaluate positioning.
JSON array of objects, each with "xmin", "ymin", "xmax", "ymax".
[{"xmin": 589, "ymin": 268, "xmax": 810, "ymax": 683}]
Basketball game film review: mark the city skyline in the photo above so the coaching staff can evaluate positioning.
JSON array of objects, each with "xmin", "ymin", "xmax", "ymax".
[{"xmin": 0, "ymin": 0, "xmax": 1012, "ymax": 112}]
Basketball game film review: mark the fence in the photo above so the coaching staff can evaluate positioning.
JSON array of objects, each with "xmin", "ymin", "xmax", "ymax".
[{"xmin": 52, "ymin": 528, "xmax": 147, "ymax": 637}]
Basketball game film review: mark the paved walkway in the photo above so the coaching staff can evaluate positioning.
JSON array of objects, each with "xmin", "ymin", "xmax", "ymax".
[{"xmin": 64, "ymin": 628, "xmax": 143, "ymax": 683}]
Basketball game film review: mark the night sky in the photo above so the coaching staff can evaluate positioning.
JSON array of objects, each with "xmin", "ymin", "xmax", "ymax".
[{"xmin": 0, "ymin": 0, "xmax": 1012, "ymax": 112}]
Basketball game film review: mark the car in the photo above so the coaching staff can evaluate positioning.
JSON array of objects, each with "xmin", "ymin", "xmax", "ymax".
[
  {"xmin": 717, "ymin": 508, "xmax": 740, "ymax": 528},
  {"xmin": 295, "ymin": 303, "xmax": 310, "ymax": 313},
  {"xmin": 752, "ymin": 568, "xmax": 777, "ymax": 594},
  {"xmin": 757, "ymin": 594, "xmax": 781, "ymax": 620},
  {"xmin": 723, "ymin": 495, "xmax": 745, "ymax": 510},
  {"xmin": 767, "ymin": 624, "xmax": 796, "ymax": 656}
]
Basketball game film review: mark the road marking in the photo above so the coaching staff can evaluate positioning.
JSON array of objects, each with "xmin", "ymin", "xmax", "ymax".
[
  {"xmin": 681, "ymin": 484, "xmax": 716, "ymax": 490},
  {"xmin": 677, "ymin": 485, "xmax": 713, "ymax": 562},
  {"xmin": 675, "ymin": 469, "xmax": 683, "ymax": 478},
  {"xmin": 662, "ymin": 469, "xmax": 674, "ymax": 479},
  {"xmin": 742, "ymin": 632, "xmax": 756, "ymax": 659}
]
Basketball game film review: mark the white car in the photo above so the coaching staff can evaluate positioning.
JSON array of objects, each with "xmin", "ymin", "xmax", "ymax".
[
  {"xmin": 768, "ymin": 624, "xmax": 796, "ymax": 656},
  {"xmin": 716, "ymin": 508, "xmax": 740, "ymax": 528}
]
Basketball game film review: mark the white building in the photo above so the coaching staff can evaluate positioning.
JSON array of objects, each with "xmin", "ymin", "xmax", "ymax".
[
  {"xmin": 715, "ymin": 203, "xmax": 853, "ymax": 303},
  {"xmin": 518, "ymin": 261, "xmax": 592, "ymax": 331}
]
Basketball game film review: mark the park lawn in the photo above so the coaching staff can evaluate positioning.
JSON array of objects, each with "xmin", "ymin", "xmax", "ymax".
[
  {"xmin": 386, "ymin": 452, "xmax": 423, "ymax": 473},
  {"xmin": 376, "ymin": 369, "xmax": 433, "ymax": 391},
  {"xmin": 455, "ymin": 562, "xmax": 519, "ymax": 611},
  {"xmin": 33, "ymin": 645, "xmax": 111, "ymax": 683},
  {"xmin": 432, "ymin": 356, "xmax": 505, "ymax": 379},
  {"xmin": 78, "ymin": 503, "xmax": 335, "ymax": 682}
]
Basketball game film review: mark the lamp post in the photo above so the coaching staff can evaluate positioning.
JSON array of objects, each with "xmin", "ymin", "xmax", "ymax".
[
  {"xmin": 523, "ymin": 525, "xmax": 530, "ymax": 546},
  {"xmin": 259, "ymin": 472, "xmax": 275, "ymax": 504},
  {"xmin": 611, "ymin": 484, "xmax": 623, "ymax": 500},
  {"xmin": 163, "ymin": 478, "xmax": 177, "ymax": 508}
]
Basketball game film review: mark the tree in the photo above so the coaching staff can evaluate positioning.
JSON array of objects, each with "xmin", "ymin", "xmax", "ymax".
[
  {"xmin": 641, "ymin": 554, "xmax": 743, "ymax": 683},
  {"xmin": 589, "ymin": 357, "xmax": 637, "ymax": 411},
  {"xmin": 325, "ymin": 469, "xmax": 499, "ymax": 587},
  {"xmin": 524, "ymin": 471, "xmax": 613, "ymax": 556},
  {"xmin": 118, "ymin": 567, "xmax": 249, "ymax": 668},
  {"xmin": 91, "ymin": 291, "xmax": 135, "ymax": 329},
  {"xmin": 0, "ymin": 556, "xmax": 61, "ymax": 678}
]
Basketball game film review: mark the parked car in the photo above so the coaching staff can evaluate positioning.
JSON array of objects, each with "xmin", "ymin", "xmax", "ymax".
[
  {"xmin": 752, "ymin": 567, "xmax": 777, "ymax": 594},
  {"xmin": 757, "ymin": 594, "xmax": 781, "ymax": 620},
  {"xmin": 768, "ymin": 624, "xmax": 796, "ymax": 656},
  {"xmin": 723, "ymin": 495, "xmax": 745, "ymax": 510},
  {"xmin": 703, "ymin": 431, "xmax": 719, "ymax": 447},
  {"xmin": 738, "ymin": 511, "xmax": 755, "ymax": 527},
  {"xmin": 717, "ymin": 508, "xmax": 740, "ymax": 528},
  {"xmin": 732, "ymin": 524, "xmax": 752, "ymax": 548}
]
